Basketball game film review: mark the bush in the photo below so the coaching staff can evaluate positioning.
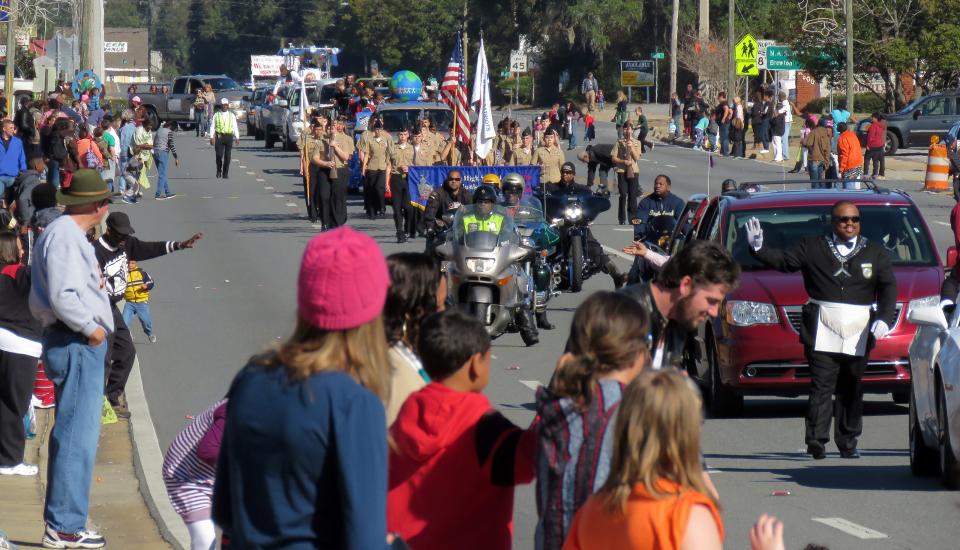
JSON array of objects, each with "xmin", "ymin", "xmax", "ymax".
[
  {"xmin": 803, "ymin": 93, "xmax": 887, "ymax": 115},
  {"xmin": 496, "ymin": 75, "xmax": 534, "ymax": 105}
]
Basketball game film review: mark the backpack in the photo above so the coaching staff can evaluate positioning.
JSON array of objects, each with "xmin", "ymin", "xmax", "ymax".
[
  {"xmin": 83, "ymin": 141, "xmax": 103, "ymax": 169},
  {"xmin": 50, "ymin": 136, "xmax": 68, "ymax": 162}
]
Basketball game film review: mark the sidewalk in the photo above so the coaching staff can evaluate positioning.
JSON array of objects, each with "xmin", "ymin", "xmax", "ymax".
[{"xmin": 0, "ymin": 408, "xmax": 171, "ymax": 549}]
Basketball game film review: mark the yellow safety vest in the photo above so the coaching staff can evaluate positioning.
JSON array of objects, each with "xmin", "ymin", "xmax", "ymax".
[
  {"xmin": 462, "ymin": 213, "xmax": 504, "ymax": 234},
  {"xmin": 214, "ymin": 112, "xmax": 235, "ymax": 134}
]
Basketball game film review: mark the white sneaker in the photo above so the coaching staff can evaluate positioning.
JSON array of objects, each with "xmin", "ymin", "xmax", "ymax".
[
  {"xmin": 0, "ymin": 463, "xmax": 39, "ymax": 476},
  {"xmin": 759, "ymin": 149, "xmax": 770, "ymax": 154},
  {"xmin": 42, "ymin": 526, "xmax": 105, "ymax": 549}
]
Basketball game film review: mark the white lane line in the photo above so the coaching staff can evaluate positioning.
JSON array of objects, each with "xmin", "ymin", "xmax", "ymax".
[
  {"xmin": 602, "ymin": 244, "xmax": 634, "ymax": 261},
  {"xmin": 612, "ymin": 227, "xmax": 634, "ymax": 232},
  {"xmin": 239, "ymin": 165, "xmax": 246, "ymax": 168},
  {"xmin": 934, "ymin": 221, "xmax": 951, "ymax": 227},
  {"xmin": 665, "ymin": 164, "xmax": 678, "ymax": 168},
  {"xmin": 519, "ymin": 380, "xmax": 543, "ymax": 391},
  {"xmin": 264, "ymin": 186, "xmax": 274, "ymax": 190},
  {"xmin": 640, "ymin": 158, "xmax": 651, "ymax": 162},
  {"xmin": 200, "ymin": 195, "xmax": 213, "ymax": 199},
  {"xmin": 285, "ymin": 202, "xmax": 298, "ymax": 207},
  {"xmin": 812, "ymin": 518, "xmax": 888, "ymax": 540},
  {"xmin": 246, "ymin": 171, "xmax": 255, "ymax": 175},
  {"xmin": 256, "ymin": 178, "xmax": 265, "ymax": 182},
  {"xmin": 273, "ymin": 193, "xmax": 284, "ymax": 198}
]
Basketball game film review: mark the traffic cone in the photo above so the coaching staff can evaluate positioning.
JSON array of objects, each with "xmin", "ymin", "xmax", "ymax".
[{"xmin": 924, "ymin": 136, "xmax": 950, "ymax": 191}]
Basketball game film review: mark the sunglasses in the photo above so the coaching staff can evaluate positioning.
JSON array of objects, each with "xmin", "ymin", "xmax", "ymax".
[
  {"xmin": 448, "ymin": 177, "xmax": 461, "ymax": 181},
  {"xmin": 833, "ymin": 216, "xmax": 861, "ymax": 224}
]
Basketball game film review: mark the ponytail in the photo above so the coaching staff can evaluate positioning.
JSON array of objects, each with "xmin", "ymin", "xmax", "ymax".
[{"xmin": 551, "ymin": 353, "xmax": 602, "ymax": 408}]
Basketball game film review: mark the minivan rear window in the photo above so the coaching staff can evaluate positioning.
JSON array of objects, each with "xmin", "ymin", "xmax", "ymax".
[{"xmin": 726, "ymin": 205, "xmax": 937, "ymax": 269}]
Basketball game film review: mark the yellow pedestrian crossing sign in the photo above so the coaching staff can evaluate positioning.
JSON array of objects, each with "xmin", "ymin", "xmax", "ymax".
[{"xmin": 735, "ymin": 34, "xmax": 759, "ymax": 76}]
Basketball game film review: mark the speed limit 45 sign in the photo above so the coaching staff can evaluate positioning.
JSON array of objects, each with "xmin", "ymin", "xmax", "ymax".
[{"xmin": 510, "ymin": 51, "xmax": 527, "ymax": 73}]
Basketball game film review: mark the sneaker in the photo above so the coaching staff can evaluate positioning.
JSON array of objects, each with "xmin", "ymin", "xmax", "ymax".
[
  {"xmin": 121, "ymin": 196, "xmax": 136, "ymax": 205},
  {"xmin": 164, "ymin": 193, "xmax": 178, "ymax": 200},
  {"xmin": 0, "ymin": 463, "xmax": 39, "ymax": 476},
  {"xmin": 42, "ymin": 526, "xmax": 106, "ymax": 549},
  {"xmin": 759, "ymin": 149, "xmax": 770, "ymax": 154},
  {"xmin": 148, "ymin": 334, "xmax": 157, "ymax": 343}
]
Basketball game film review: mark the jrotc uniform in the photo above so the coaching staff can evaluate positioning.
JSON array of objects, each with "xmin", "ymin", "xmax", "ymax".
[
  {"xmin": 752, "ymin": 229, "xmax": 897, "ymax": 458},
  {"xmin": 388, "ymin": 140, "xmax": 416, "ymax": 241},
  {"xmin": 330, "ymin": 130, "xmax": 355, "ymax": 227},
  {"xmin": 511, "ymin": 144, "xmax": 534, "ymax": 166},
  {"xmin": 308, "ymin": 135, "xmax": 337, "ymax": 228},
  {"xmin": 359, "ymin": 131, "xmax": 390, "ymax": 218},
  {"xmin": 533, "ymin": 143, "xmax": 565, "ymax": 184},
  {"xmin": 301, "ymin": 131, "xmax": 324, "ymax": 222}
]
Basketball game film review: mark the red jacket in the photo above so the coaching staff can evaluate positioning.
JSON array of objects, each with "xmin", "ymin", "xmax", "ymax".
[
  {"xmin": 388, "ymin": 383, "xmax": 536, "ymax": 550},
  {"xmin": 866, "ymin": 120, "xmax": 886, "ymax": 149}
]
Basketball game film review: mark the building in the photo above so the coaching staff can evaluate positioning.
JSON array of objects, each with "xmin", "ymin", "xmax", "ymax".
[{"xmin": 102, "ymin": 27, "xmax": 149, "ymax": 84}]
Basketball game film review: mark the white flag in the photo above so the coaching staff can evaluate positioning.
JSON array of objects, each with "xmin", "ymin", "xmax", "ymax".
[{"xmin": 471, "ymin": 38, "xmax": 495, "ymax": 160}]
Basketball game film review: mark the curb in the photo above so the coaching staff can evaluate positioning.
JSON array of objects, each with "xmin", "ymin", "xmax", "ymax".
[{"xmin": 126, "ymin": 357, "xmax": 190, "ymax": 550}]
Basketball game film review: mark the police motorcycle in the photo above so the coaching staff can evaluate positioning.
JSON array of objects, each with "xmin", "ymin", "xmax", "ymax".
[
  {"xmin": 501, "ymin": 173, "xmax": 561, "ymax": 330},
  {"xmin": 435, "ymin": 185, "xmax": 540, "ymax": 345},
  {"xmin": 542, "ymin": 181, "xmax": 612, "ymax": 293}
]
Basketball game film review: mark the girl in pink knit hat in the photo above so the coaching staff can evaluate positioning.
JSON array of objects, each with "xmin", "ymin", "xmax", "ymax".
[{"xmin": 213, "ymin": 226, "xmax": 393, "ymax": 548}]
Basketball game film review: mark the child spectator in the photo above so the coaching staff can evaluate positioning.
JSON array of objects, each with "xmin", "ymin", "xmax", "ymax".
[
  {"xmin": 123, "ymin": 259, "xmax": 156, "ymax": 343},
  {"xmin": 596, "ymin": 89, "xmax": 605, "ymax": 111},
  {"xmin": 693, "ymin": 113, "xmax": 710, "ymax": 150},
  {"xmin": 583, "ymin": 113, "xmax": 595, "ymax": 143},
  {"xmin": 535, "ymin": 292, "xmax": 650, "ymax": 550},
  {"xmin": 563, "ymin": 369, "xmax": 724, "ymax": 549},
  {"xmin": 730, "ymin": 117, "xmax": 745, "ymax": 158},
  {"xmin": 388, "ymin": 309, "xmax": 536, "ymax": 550},
  {"xmin": 163, "ymin": 400, "xmax": 227, "ymax": 550},
  {"xmin": 121, "ymin": 155, "xmax": 143, "ymax": 204}
]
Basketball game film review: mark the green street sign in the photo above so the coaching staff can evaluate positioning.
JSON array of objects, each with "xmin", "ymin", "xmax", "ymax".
[
  {"xmin": 651, "ymin": 52, "xmax": 665, "ymax": 60},
  {"xmin": 766, "ymin": 46, "xmax": 801, "ymax": 71},
  {"xmin": 500, "ymin": 71, "xmax": 511, "ymax": 77}
]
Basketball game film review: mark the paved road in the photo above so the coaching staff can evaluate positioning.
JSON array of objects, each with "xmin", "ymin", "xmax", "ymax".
[{"xmin": 123, "ymin": 116, "xmax": 960, "ymax": 549}]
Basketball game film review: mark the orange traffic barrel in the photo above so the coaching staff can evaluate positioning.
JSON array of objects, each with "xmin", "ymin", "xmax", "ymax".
[{"xmin": 924, "ymin": 137, "xmax": 950, "ymax": 190}]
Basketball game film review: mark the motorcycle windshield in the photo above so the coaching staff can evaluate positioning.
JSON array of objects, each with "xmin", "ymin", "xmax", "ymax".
[
  {"xmin": 545, "ymin": 189, "xmax": 611, "ymax": 222},
  {"xmin": 511, "ymin": 200, "xmax": 560, "ymax": 247}
]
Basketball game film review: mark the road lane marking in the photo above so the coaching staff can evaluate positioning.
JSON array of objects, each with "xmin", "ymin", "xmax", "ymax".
[
  {"xmin": 602, "ymin": 244, "xmax": 634, "ymax": 261},
  {"xmin": 273, "ymin": 193, "xmax": 284, "ymax": 197},
  {"xmin": 519, "ymin": 380, "xmax": 543, "ymax": 391},
  {"xmin": 246, "ymin": 171, "xmax": 255, "ymax": 175},
  {"xmin": 256, "ymin": 178, "xmax": 265, "ymax": 182},
  {"xmin": 612, "ymin": 227, "xmax": 634, "ymax": 232},
  {"xmin": 934, "ymin": 221, "xmax": 950, "ymax": 227},
  {"xmin": 264, "ymin": 186, "xmax": 274, "ymax": 190},
  {"xmin": 200, "ymin": 196, "xmax": 212, "ymax": 199},
  {"xmin": 665, "ymin": 164, "xmax": 678, "ymax": 168},
  {"xmin": 285, "ymin": 202, "xmax": 298, "ymax": 207},
  {"xmin": 812, "ymin": 518, "xmax": 888, "ymax": 540},
  {"xmin": 239, "ymin": 165, "xmax": 246, "ymax": 168}
]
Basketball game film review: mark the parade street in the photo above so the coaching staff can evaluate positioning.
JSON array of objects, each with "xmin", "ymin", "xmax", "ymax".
[{"xmin": 120, "ymin": 121, "xmax": 960, "ymax": 550}]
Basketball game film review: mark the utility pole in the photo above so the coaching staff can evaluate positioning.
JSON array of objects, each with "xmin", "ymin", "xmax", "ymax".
[
  {"xmin": 4, "ymin": 0, "xmax": 15, "ymax": 116},
  {"xmin": 845, "ymin": 0, "xmax": 854, "ymax": 112},
  {"xmin": 86, "ymin": 0, "xmax": 104, "ymax": 77},
  {"xmin": 669, "ymin": 0, "xmax": 679, "ymax": 98},
  {"xmin": 727, "ymin": 0, "xmax": 734, "ymax": 97},
  {"xmin": 698, "ymin": 0, "xmax": 709, "ymax": 48}
]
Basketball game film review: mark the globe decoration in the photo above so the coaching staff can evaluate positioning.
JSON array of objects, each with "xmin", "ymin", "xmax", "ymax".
[
  {"xmin": 71, "ymin": 70, "xmax": 102, "ymax": 100},
  {"xmin": 390, "ymin": 70, "xmax": 423, "ymax": 102}
]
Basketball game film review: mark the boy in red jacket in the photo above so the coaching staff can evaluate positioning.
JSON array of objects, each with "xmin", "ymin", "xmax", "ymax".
[{"xmin": 388, "ymin": 309, "xmax": 536, "ymax": 550}]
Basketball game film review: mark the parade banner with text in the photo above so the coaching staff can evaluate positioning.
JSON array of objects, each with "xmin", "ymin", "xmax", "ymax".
[{"xmin": 407, "ymin": 165, "xmax": 541, "ymax": 210}]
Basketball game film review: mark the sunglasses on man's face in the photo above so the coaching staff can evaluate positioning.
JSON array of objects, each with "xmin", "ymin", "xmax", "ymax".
[
  {"xmin": 833, "ymin": 216, "xmax": 860, "ymax": 224},
  {"xmin": 449, "ymin": 177, "xmax": 461, "ymax": 181}
]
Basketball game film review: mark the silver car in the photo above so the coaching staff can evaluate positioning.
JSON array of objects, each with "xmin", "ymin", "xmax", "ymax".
[{"xmin": 906, "ymin": 302, "xmax": 960, "ymax": 488}]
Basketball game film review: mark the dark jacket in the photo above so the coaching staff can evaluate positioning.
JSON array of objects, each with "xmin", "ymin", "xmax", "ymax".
[
  {"xmin": 0, "ymin": 263, "xmax": 41, "ymax": 341},
  {"xmin": 93, "ymin": 236, "xmax": 179, "ymax": 303},
  {"xmin": 618, "ymin": 281, "xmax": 690, "ymax": 369},
  {"xmin": 583, "ymin": 144, "xmax": 614, "ymax": 169},
  {"xmin": 634, "ymin": 191, "xmax": 685, "ymax": 240},
  {"xmin": 11, "ymin": 169, "xmax": 42, "ymax": 226},
  {"xmin": 424, "ymin": 185, "xmax": 472, "ymax": 229},
  {"xmin": 214, "ymin": 365, "xmax": 387, "ymax": 550}
]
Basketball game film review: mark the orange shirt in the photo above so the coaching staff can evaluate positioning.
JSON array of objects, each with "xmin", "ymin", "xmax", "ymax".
[
  {"xmin": 838, "ymin": 130, "xmax": 864, "ymax": 173},
  {"xmin": 562, "ymin": 479, "xmax": 723, "ymax": 550}
]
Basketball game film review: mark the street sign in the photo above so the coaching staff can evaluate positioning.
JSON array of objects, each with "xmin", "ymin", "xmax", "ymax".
[
  {"xmin": 620, "ymin": 60, "xmax": 655, "ymax": 87},
  {"xmin": 756, "ymin": 39, "xmax": 775, "ymax": 70},
  {"xmin": 500, "ymin": 70, "xmax": 511, "ymax": 77},
  {"xmin": 509, "ymin": 51, "xmax": 527, "ymax": 73},
  {"xmin": 0, "ymin": 0, "xmax": 8, "ymax": 23},
  {"xmin": 735, "ymin": 34, "xmax": 759, "ymax": 76},
  {"xmin": 652, "ymin": 52, "xmax": 665, "ymax": 60},
  {"xmin": 766, "ymin": 45, "xmax": 801, "ymax": 70}
]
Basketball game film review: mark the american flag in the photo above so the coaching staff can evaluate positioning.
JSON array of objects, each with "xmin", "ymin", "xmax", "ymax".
[{"xmin": 441, "ymin": 33, "xmax": 471, "ymax": 145}]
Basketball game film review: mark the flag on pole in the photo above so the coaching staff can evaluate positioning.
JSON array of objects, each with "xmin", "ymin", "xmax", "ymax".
[
  {"xmin": 442, "ymin": 33, "xmax": 471, "ymax": 145},
  {"xmin": 471, "ymin": 37, "xmax": 495, "ymax": 160}
]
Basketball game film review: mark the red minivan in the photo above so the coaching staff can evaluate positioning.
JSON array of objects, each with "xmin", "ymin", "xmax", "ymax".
[{"xmin": 673, "ymin": 183, "xmax": 945, "ymax": 415}]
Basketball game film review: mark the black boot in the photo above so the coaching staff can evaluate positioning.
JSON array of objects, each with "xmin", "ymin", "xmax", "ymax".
[
  {"xmin": 788, "ymin": 160, "xmax": 802, "ymax": 173},
  {"xmin": 518, "ymin": 309, "xmax": 540, "ymax": 346},
  {"xmin": 605, "ymin": 261, "xmax": 627, "ymax": 290},
  {"xmin": 536, "ymin": 311, "xmax": 555, "ymax": 330}
]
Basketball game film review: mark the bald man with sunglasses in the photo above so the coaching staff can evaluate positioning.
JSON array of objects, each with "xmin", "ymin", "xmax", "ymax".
[{"xmin": 745, "ymin": 201, "xmax": 897, "ymax": 460}]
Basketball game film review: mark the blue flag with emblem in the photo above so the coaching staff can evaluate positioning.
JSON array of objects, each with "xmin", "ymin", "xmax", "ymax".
[{"xmin": 407, "ymin": 165, "xmax": 541, "ymax": 210}]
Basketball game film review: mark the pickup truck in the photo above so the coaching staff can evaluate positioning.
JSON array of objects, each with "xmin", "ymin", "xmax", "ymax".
[
  {"xmin": 262, "ymin": 78, "xmax": 339, "ymax": 150},
  {"xmin": 856, "ymin": 89, "xmax": 960, "ymax": 154},
  {"xmin": 132, "ymin": 74, "xmax": 251, "ymax": 131},
  {"xmin": 0, "ymin": 64, "xmax": 36, "ymax": 108}
]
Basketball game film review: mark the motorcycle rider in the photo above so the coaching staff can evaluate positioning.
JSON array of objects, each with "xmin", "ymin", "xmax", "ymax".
[
  {"xmin": 424, "ymin": 169, "xmax": 472, "ymax": 254},
  {"xmin": 502, "ymin": 173, "xmax": 555, "ymax": 330},
  {"xmin": 464, "ymin": 184, "xmax": 540, "ymax": 344},
  {"xmin": 542, "ymin": 161, "xmax": 626, "ymax": 288}
]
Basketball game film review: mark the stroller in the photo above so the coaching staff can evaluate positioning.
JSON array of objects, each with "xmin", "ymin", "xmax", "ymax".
[{"xmin": 121, "ymin": 156, "xmax": 144, "ymax": 204}]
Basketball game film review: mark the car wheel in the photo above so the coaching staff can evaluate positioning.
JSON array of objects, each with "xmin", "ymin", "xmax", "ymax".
[
  {"xmin": 893, "ymin": 390, "xmax": 909, "ymax": 404},
  {"xmin": 884, "ymin": 131, "xmax": 898, "ymax": 156},
  {"xmin": 938, "ymin": 386, "xmax": 960, "ymax": 489},
  {"xmin": 706, "ymin": 331, "xmax": 743, "ymax": 417},
  {"xmin": 910, "ymin": 389, "xmax": 938, "ymax": 476}
]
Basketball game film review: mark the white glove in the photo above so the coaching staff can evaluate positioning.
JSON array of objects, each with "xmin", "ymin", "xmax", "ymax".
[
  {"xmin": 871, "ymin": 320, "xmax": 890, "ymax": 339},
  {"xmin": 745, "ymin": 217, "xmax": 764, "ymax": 251}
]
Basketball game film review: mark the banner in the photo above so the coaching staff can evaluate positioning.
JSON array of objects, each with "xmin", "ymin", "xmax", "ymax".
[
  {"xmin": 407, "ymin": 165, "xmax": 541, "ymax": 210},
  {"xmin": 250, "ymin": 55, "xmax": 286, "ymax": 77}
]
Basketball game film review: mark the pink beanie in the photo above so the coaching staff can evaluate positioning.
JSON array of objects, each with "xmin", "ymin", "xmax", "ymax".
[{"xmin": 297, "ymin": 227, "xmax": 389, "ymax": 330}]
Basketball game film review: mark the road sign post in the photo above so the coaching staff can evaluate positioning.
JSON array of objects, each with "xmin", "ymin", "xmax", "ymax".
[{"xmin": 509, "ymin": 50, "xmax": 527, "ymax": 106}]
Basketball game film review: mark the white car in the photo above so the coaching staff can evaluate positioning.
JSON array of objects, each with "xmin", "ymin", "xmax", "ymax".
[{"xmin": 907, "ymin": 304, "xmax": 960, "ymax": 489}]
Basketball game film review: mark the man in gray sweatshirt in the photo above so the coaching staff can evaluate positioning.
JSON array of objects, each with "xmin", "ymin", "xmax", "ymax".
[{"xmin": 29, "ymin": 169, "xmax": 113, "ymax": 549}]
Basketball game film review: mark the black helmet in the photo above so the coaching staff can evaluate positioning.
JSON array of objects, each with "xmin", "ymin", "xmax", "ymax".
[
  {"xmin": 721, "ymin": 179, "xmax": 737, "ymax": 192},
  {"xmin": 472, "ymin": 184, "xmax": 498, "ymax": 204},
  {"xmin": 502, "ymin": 172, "xmax": 524, "ymax": 195},
  {"xmin": 561, "ymin": 161, "xmax": 576, "ymax": 175}
]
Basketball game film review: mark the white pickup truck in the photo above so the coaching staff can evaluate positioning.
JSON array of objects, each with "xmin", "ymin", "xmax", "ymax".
[
  {"xmin": 262, "ymin": 78, "xmax": 339, "ymax": 150},
  {"xmin": 0, "ymin": 64, "xmax": 36, "ymax": 107}
]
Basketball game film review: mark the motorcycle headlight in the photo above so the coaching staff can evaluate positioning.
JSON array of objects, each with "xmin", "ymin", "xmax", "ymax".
[
  {"xmin": 520, "ymin": 236, "xmax": 536, "ymax": 248},
  {"xmin": 908, "ymin": 295, "xmax": 939, "ymax": 316},
  {"xmin": 563, "ymin": 204, "xmax": 583, "ymax": 222},
  {"xmin": 465, "ymin": 257, "xmax": 495, "ymax": 273},
  {"xmin": 726, "ymin": 300, "xmax": 778, "ymax": 327}
]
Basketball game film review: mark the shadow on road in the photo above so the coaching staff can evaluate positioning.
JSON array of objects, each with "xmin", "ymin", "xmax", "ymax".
[
  {"xmin": 721, "ymin": 398, "xmax": 907, "ymax": 420},
  {"xmin": 261, "ymin": 167, "xmax": 300, "ymax": 177},
  {"xmin": 715, "ymin": 461, "xmax": 944, "ymax": 492}
]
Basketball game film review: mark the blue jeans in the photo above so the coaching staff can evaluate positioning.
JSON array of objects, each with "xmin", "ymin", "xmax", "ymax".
[
  {"xmin": 0, "ymin": 175, "xmax": 14, "ymax": 201},
  {"xmin": 154, "ymin": 150, "xmax": 170, "ymax": 197},
  {"xmin": 117, "ymin": 156, "xmax": 128, "ymax": 194},
  {"xmin": 758, "ymin": 119, "xmax": 771, "ymax": 149},
  {"xmin": 782, "ymin": 122, "xmax": 792, "ymax": 159},
  {"xmin": 42, "ymin": 328, "xmax": 107, "ymax": 533},
  {"xmin": 49, "ymin": 160, "xmax": 60, "ymax": 188},
  {"xmin": 122, "ymin": 302, "xmax": 153, "ymax": 336},
  {"xmin": 719, "ymin": 122, "xmax": 730, "ymax": 155},
  {"xmin": 808, "ymin": 161, "xmax": 825, "ymax": 186}
]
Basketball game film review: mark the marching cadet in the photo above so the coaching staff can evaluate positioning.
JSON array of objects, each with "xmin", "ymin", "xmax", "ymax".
[
  {"xmin": 510, "ymin": 129, "xmax": 535, "ymax": 166},
  {"xmin": 329, "ymin": 117, "xmax": 355, "ymax": 228},
  {"xmin": 302, "ymin": 120, "xmax": 326, "ymax": 224},
  {"xmin": 359, "ymin": 118, "xmax": 390, "ymax": 219},
  {"xmin": 411, "ymin": 125, "xmax": 436, "ymax": 166},
  {"xmin": 420, "ymin": 117, "xmax": 445, "ymax": 154},
  {"xmin": 388, "ymin": 126, "xmax": 415, "ymax": 243},
  {"xmin": 746, "ymin": 201, "xmax": 897, "ymax": 460},
  {"xmin": 532, "ymin": 128, "xmax": 565, "ymax": 185}
]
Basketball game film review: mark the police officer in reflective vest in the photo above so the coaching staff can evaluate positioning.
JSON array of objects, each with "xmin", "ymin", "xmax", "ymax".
[
  {"xmin": 462, "ymin": 185, "xmax": 504, "ymax": 234},
  {"xmin": 207, "ymin": 98, "xmax": 239, "ymax": 179}
]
